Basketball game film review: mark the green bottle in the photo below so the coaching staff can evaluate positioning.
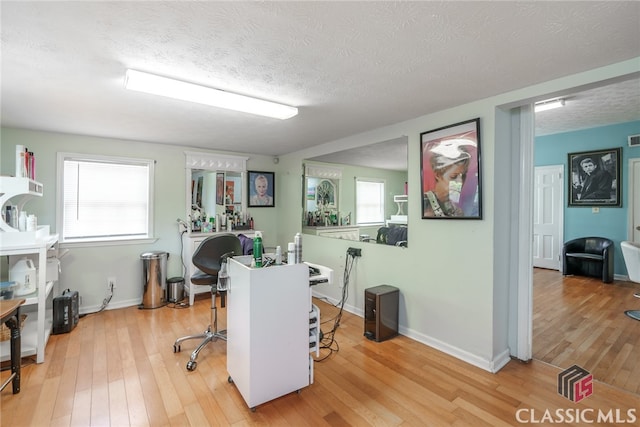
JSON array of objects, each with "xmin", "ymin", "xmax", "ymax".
[{"xmin": 253, "ymin": 231, "xmax": 263, "ymax": 267}]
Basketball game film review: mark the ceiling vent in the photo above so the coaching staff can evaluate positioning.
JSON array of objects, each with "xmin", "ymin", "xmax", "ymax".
[{"xmin": 629, "ymin": 134, "xmax": 640, "ymax": 147}]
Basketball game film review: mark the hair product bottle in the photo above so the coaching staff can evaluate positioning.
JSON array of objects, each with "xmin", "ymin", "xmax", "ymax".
[
  {"xmin": 294, "ymin": 233, "xmax": 302, "ymax": 264},
  {"xmin": 253, "ymin": 231, "xmax": 263, "ymax": 267}
]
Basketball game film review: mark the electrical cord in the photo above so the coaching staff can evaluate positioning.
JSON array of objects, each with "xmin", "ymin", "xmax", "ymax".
[
  {"xmin": 97, "ymin": 282, "xmax": 114, "ymax": 313},
  {"xmin": 80, "ymin": 282, "xmax": 114, "ymax": 318},
  {"xmin": 179, "ymin": 228, "xmax": 188, "ymax": 278},
  {"xmin": 166, "ymin": 300, "xmax": 190, "ymax": 309},
  {"xmin": 315, "ymin": 250, "xmax": 355, "ymax": 361}
]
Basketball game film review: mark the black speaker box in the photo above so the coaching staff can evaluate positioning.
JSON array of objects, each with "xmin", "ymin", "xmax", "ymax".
[
  {"xmin": 364, "ymin": 285, "xmax": 399, "ymax": 342},
  {"xmin": 53, "ymin": 289, "xmax": 79, "ymax": 335}
]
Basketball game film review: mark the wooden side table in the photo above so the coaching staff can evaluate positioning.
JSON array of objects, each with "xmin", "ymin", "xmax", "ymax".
[{"xmin": 1, "ymin": 299, "xmax": 25, "ymax": 394}]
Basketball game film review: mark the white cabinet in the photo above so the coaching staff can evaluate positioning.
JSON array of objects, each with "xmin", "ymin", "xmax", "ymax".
[
  {"xmin": 226, "ymin": 258, "xmax": 311, "ymax": 409},
  {"xmin": 182, "ymin": 231, "xmax": 255, "ymax": 306},
  {"xmin": 304, "ymin": 226, "xmax": 360, "ymax": 241},
  {"xmin": 1, "ymin": 177, "xmax": 58, "ymax": 364},
  {"xmin": 1, "ymin": 238, "xmax": 58, "ymax": 364}
]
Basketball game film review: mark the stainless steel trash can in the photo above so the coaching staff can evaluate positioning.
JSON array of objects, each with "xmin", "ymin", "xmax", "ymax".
[
  {"xmin": 167, "ymin": 276, "xmax": 185, "ymax": 303},
  {"xmin": 140, "ymin": 251, "xmax": 169, "ymax": 309}
]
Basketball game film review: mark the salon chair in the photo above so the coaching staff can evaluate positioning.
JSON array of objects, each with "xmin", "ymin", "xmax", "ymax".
[
  {"xmin": 562, "ymin": 237, "xmax": 614, "ymax": 283},
  {"xmin": 173, "ymin": 233, "xmax": 242, "ymax": 371},
  {"xmin": 361, "ymin": 226, "xmax": 407, "ymax": 247},
  {"xmin": 621, "ymin": 241, "xmax": 640, "ymax": 321}
]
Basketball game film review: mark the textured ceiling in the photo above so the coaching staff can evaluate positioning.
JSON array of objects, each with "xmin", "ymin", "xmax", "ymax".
[{"xmin": 1, "ymin": 1, "xmax": 639, "ymax": 160}]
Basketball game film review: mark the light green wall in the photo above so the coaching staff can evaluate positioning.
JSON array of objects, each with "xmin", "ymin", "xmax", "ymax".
[
  {"xmin": 2, "ymin": 57, "xmax": 638, "ymax": 372},
  {"xmin": 0, "ymin": 129, "xmax": 278, "ymax": 310},
  {"xmin": 279, "ymin": 58, "xmax": 640, "ymax": 371}
]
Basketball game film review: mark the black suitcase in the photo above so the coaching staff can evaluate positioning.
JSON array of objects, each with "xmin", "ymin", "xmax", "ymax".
[{"xmin": 53, "ymin": 289, "xmax": 79, "ymax": 335}]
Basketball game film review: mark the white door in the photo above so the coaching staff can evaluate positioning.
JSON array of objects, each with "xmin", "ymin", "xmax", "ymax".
[
  {"xmin": 533, "ymin": 165, "xmax": 564, "ymax": 270},
  {"xmin": 630, "ymin": 158, "xmax": 640, "ymax": 243}
]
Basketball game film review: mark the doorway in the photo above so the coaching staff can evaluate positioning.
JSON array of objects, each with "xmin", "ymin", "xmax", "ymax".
[{"xmin": 533, "ymin": 165, "xmax": 564, "ymax": 270}]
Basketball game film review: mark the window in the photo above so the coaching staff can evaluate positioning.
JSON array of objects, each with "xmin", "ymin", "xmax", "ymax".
[
  {"xmin": 57, "ymin": 153, "xmax": 154, "ymax": 244},
  {"xmin": 355, "ymin": 178, "xmax": 385, "ymax": 225}
]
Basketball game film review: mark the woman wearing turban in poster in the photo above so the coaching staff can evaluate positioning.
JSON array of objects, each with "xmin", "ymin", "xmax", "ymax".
[{"xmin": 422, "ymin": 137, "xmax": 476, "ymax": 217}]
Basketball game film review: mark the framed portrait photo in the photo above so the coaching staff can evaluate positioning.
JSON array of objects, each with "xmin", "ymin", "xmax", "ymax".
[
  {"xmin": 568, "ymin": 148, "xmax": 621, "ymax": 207},
  {"xmin": 420, "ymin": 118, "xmax": 482, "ymax": 219},
  {"xmin": 248, "ymin": 171, "xmax": 275, "ymax": 208}
]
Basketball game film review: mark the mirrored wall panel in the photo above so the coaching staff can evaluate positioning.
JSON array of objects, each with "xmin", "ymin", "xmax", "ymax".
[{"xmin": 303, "ymin": 136, "xmax": 408, "ymax": 247}]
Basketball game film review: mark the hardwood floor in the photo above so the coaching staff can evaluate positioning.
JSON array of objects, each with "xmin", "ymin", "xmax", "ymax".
[
  {"xmin": 532, "ymin": 268, "xmax": 640, "ymax": 395},
  {"xmin": 2, "ymin": 280, "xmax": 639, "ymax": 426}
]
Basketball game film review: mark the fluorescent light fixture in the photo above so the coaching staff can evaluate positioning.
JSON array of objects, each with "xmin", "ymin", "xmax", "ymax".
[
  {"xmin": 534, "ymin": 98, "xmax": 565, "ymax": 113},
  {"xmin": 124, "ymin": 69, "xmax": 298, "ymax": 120}
]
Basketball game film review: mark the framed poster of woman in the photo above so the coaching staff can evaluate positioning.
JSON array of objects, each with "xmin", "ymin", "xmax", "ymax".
[
  {"xmin": 420, "ymin": 118, "xmax": 482, "ymax": 219},
  {"xmin": 248, "ymin": 171, "xmax": 275, "ymax": 207}
]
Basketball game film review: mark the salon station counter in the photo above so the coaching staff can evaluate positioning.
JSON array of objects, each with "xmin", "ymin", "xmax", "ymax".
[
  {"xmin": 302, "ymin": 226, "xmax": 360, "ymax": 241},
  {"xmin": 182, "ymin": 230, "xmax": 256, "ymax": 306}
]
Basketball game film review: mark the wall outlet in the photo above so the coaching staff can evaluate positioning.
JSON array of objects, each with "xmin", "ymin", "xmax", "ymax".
[
  {"xmin": 347, "ymin": 247, "xmax": 362, "ymax": 257},
  {"xmin": 107, "ymin": 276, "xmax": 117, "ymax": 290}
]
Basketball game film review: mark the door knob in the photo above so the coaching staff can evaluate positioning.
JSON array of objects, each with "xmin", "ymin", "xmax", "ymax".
[{"xmin": 636, "ymin": 226, "xmax": 640, "ymax": 231}]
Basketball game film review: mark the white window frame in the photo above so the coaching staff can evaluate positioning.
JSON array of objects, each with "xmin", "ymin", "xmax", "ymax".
[
  {"xmin": 355, "ymin": 177, "xmax": 385, "ymax": 226},
  {"xmin": 56, "ymin": 152, "xmax": 156, "ymax": 247}
]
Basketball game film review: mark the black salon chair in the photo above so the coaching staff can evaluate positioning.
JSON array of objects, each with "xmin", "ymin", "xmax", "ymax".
[
  {"xmin": 173, "ymin": 233, "xmax": 242, "ymax": 371},
  {"xmin": 562, "ymin": 237, "xmax": 614, "ymax": 283},
  {"xmin": 361, "ymin": 226, "xmax": 408, "ymax": 247}
]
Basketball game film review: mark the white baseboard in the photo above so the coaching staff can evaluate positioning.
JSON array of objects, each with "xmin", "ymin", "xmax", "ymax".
[
  {"xmin": 311, "ymin": 290, "xmax": 510, "ymax": 373},
  {"xmin": 614, "ymin": 273, "xmax": 630, "ymax": 282},
  {"xmin": 79, "ymin": 298, "xmax": 142, "ymax": 315}
]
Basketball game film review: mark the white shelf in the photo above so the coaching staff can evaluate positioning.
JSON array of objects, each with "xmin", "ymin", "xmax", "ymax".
[
  {"xmin": 1, "ymin": 225, "xmax": 52, "ymax": 246},
  {"xmin": 0, "ymin": 177, "xmax": 43, "ymax": 233},
  {"xmin": 0, "ymin": 177, "xmax": 43, "ymax": 196},
  {"xmin": 1, "ymin": 177, "xmax": 57, "ymax": 364},
  {"xmin": 15, "ymin": 280, "xmax": 55, "ymax": 307},
  {"xmin": 0, "ymin": 308, "xmax": 42, "ymax": 362}
]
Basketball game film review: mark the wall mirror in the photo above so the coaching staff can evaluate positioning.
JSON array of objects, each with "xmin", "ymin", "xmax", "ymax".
[
  {"xmin": 303, "ymin": 136, "xmax": 408, "ymax": 247},
  {"xmin": 185, "ymin": 152, "xmax": 248, "ymax": 232}
]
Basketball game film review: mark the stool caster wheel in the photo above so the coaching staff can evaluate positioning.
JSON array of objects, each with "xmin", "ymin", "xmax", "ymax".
[
  {"xmin": 227, "ymin": 376, "xmax": 233, "ymax": 383},
  {"xmin": 173, "ymin": 344, "xmax": 180, "ymax": 353},
  {"xmin": 186, "ymin": 360, "xmax": 197, "ymax": 371}
]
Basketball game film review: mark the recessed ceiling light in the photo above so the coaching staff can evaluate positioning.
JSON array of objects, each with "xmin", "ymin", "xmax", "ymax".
[{"xmin": 124, "ymin": 69, "xmax": 298, "ymax": 120}]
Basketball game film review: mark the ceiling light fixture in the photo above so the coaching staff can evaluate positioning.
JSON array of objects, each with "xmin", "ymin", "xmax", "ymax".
[
  {"xmin": 124, "ymin": 69, "xmax": 298, "ymax": 120},
  {"xmin": 534, "ymin": 98, "xmax": 565, "ymax": 113}
]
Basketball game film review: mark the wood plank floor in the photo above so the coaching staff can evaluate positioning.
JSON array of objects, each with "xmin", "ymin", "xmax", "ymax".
[
  {"xmin": 532, "ymin": 268, "xmax": 640, "ymax": 396},
  {"xmin": 2, "ymin": 277, "xmax": 639, "ymax": 426}
]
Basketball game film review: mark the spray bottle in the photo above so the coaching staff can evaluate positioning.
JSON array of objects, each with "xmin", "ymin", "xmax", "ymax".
[{"xmin": 253, "ymin": 231, "xmax": 263, "ymax": 267}]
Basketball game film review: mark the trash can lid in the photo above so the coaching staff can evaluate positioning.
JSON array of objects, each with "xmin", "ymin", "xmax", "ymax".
[
  {"xmin": 140, "ymin": 251, "xmax": 169, "ymax": 259},
  {"xmin": 167, "ymin": 276, "xmax": 185, "ymax": 284}
]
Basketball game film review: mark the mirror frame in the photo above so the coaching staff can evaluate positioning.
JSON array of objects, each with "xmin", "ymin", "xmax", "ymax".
[{"xmin": 184, "ymin": 151, "xmax": 248, "ymax": 231}]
